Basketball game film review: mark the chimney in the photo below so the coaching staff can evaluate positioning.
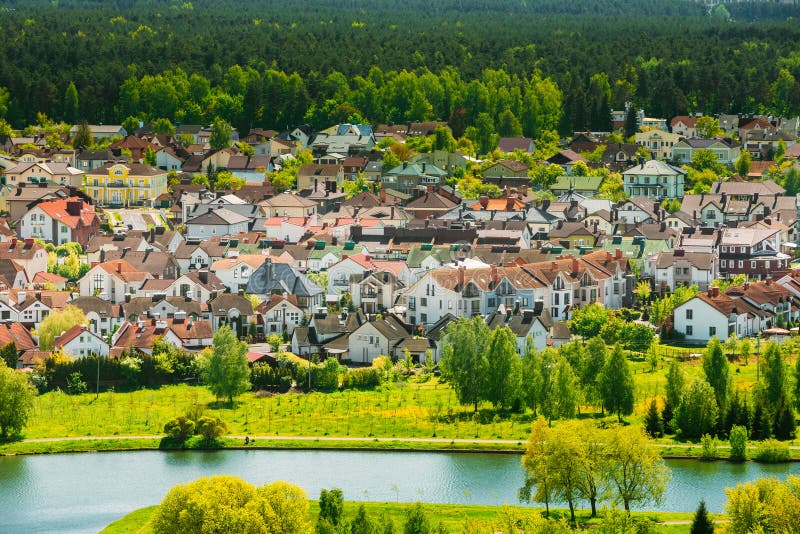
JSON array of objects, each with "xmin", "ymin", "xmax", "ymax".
[
  {"xmin": 24, "ymin": 238, "xmax": 34, "ymax": 247},
  {"xmin": 721, "ymin": 192, "xmax": 728, "ymax": 205},
  {"xmin": 491, "ymin": 264, "xmax": 498, "ymax": 285},
  {"xmin": 458, "ymin": 265, "xmax": 465, "ymax": 288},
  {"xmin": 122, "ymin": 246, "xmax": 131, "ymax": 257},
  {"xmin": 571, "ymin": 257, "xmax": 579, "ymax": 274},
  {"xmin": 66, "ymin": 199, "xmax": 82, "ymax": 216},
  {"xmin": 766, "ymin": 277, "xmax": 772, "ymax": 286},
  {"xmin": 125, "ymin": 294, "xmax": 131, "ymax": 303},
  {"xmin": 551, "ymin": 261, "xmax": 558, "ymax": 270},
  {"xmin": 615, "ymin": 248, "xmax": 622, "ymax": 259},
  {"xmin": 506, "ymin": 197, "xmax": 515, "ymax": 211},
  {"xmin": 379, "ymin": 188, "xmax": 386, "ymax": 203},
  {"xmin": 479, "ymin": 196, "xmax": 489, "ymax": 209},
  {"xmin": 116, "ymin": 261, "xmax": 123, "ymax": 273},
  {"xmin": 199, "ymin": 270, "xmax": 209, "ymax": 284}
]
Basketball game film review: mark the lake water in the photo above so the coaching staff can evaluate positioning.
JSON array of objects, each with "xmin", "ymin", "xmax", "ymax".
[{"xmin": 1, "ymin": 449, "xmax": 798, "ymax": 534}]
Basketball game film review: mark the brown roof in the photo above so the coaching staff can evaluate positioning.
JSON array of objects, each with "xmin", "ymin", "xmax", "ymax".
[
  {"xmin": 257, "ymin": 293, "xmax": 300, "ymax": 314},
  {"xmin": 208, "ymin": 294, "xmax": 254, "ymax": 316},
  {"xmin": 113, "ymin": 317, "xmax": 213, "ymax": 348},
  {"xmin": 87, "ymin": 162, "xmax": 166, "ymax": 177},
  {"xmin": 0, "ymin": 322, "xmax": 36, "ymax": 351},
  {"xmin": 654, "ymin": 251, "xmax": 714, "ymax": 270}
]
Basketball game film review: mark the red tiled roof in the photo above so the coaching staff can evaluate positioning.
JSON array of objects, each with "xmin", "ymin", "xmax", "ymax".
[{"xmin": 0, "ymin": 322, "xmax": 36, "ymax": 351}]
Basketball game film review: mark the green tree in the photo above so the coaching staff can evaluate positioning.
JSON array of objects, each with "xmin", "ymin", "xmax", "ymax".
[
  {"xmin": 72, "ymin": 120, "xmax": 92, "ymax": 148},
  {"xmin": 0, "ymin": 342, "xmax": 17, "ymax": 369},
  {"xmin": 604, "ymin": 425, "xmax": 671, "ymax": 513},
  {"xmin": 598, "ymin": 172, "xmax": 627, "ymax": 202},
  {"xmin": 433, "ymin": 125, "xmax": 456, "ymax": 152},
  {"xmin": 675, "ymin": 380, "xmax": 719, "ymax": 440},
  {"xmin": 729, "ymin": 425, "xmax": 748, "ymax": 462},
  {"xmin": 644, "ymin": 398, "xmax": 664, "ymax": 438},
  {"xmin": 151, "ymin": 117, "xmax": 175, "ymax": 135},
  {"xmin": 209, "ymin": 116, "xmax": 232, "ymax": 148},
  {"xmin": 690, "ymin": 500, "xmax": 714, "ymax": 534},
  {"xmin": 196, "ymin": 415, "xmax": 227, "ymax": 444},
  {"xmin": 144, "ymin": 145, "xmax": 157, "ymax": 166},
  {"xmin": 403, "ymin": 503, "xmax": 431, "ymax": 534},
  {"xmin": 695, "ymin": 116, "xmax": 722, "ymax": 139},
  {"xmin": 520, "ymin": 418, "xmax": 556, "ymax": 517},
  {"xmin": 472, "ymin": 112, "xmax": 498, "ymax": 154},
  {"xmin": 599, "ymin": 344, "xmax": 635, "ymax": 422},
  {"xmin": 568, "ymin": 303, "xmax": 609, "ymax": 339},
  {"xmin": 664, "ymin": 360, "xmax": 685, "ymax": 428},
  {"xmin": 0, "ymin": 361, "xmax": 36, "ymax": 439},
  {"xmin": 342, "ymin": 173, "xmax": 373, "ymax": 199},
  {"xmin": 37, "ymin": 305, "xmax": 87, "ymax": 351},
  {"xmin": 529, "ymin": 163, "xmax": 563, "ymax": 190},
  {"xmin": 617, "ymin": 323, "xmax": 654, "ymax": 352},
  {"xmin": 623, "ymin": 104, "xmax": 639, "ymax": 138},
  {"xmin": 543, "ymin": 356, "xmax": 578, "ymax": 423},
  {"xmin": 484, "ymin": 326, "xmax": 522, "ymax": 409},
  {"xmin": 318, "ymin": 488, "xmax": 344, "ymax": 527},
  {"xmin": 772, "ymin": 396, "xmax": 796, "ymax": 441},
  {"xmin": 580, "ymin": 337, "xmax": 607, "ymax": 411},
  {"xmin": 202, "ymin": 325, "xmax": 250, "ymax": 404},
  {"xmin": 702, "ymin": 337, "xmax": 730, "ymax": 410},
  {"xmin": 152, "ymin": 476, "xmax": 311, "ymax": 534},
  {"xmin": 350, "ymin": 504, "xmax": 379, "ymax": 534},
  {"xmin": 64, "ymin": 81, "xmax": 79, "ymax": 123},
  {"xmin": 762, "ymin": 342, "xmax": 787, "ymax": 405},
  {"xmin": 735, "ymin": 150, "xmax": 751, "ymax": 178},
  {"xmin": 440, "ymin": 317, "xmax": 489, "ymax": 412},
  {"xmin": 214, "ymin": 170, "xmax": 246, "ymax": 191}
]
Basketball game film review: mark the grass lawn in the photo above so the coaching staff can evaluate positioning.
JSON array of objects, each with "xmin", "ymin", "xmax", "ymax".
[
  {"xmin": 4, "ymin": 346, "xmax": 798, "ymax": 457},
  {"xmin": 100, "ymin": 502, "xmax": 699, "ymax": 534}
]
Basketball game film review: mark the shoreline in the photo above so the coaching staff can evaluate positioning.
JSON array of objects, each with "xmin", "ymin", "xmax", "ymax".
[{"xmin": 2, "ymin": 434, "xmax": 798, "ymax": 463}]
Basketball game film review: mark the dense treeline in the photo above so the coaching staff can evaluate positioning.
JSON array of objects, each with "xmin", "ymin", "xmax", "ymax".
[{"xmin": 2, "ymin": 0, "xmax": 800, "ymax": 133}]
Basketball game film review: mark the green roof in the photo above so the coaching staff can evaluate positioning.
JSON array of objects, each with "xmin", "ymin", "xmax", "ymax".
[
  {"xmin": 405, "ymin": 245, "xmax": 451, "ymax": 268},
  {"xmin": 600, "ymin": 236, "xmax": 669, "ymax": 265},
  {"xmin": 551, "ymin": 175, "xmax": 604, "ymax": 192},
  {"xmin": 309, "ymin": 245, "xmax": 344, "ymax": 260}
]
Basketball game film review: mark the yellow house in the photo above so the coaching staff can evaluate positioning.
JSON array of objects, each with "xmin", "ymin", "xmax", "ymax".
[
  {"xmin": 84, "ymin": 162, "xmax": 168, "ymax": 207},
  {"xmin": 635, "ymin": 130, "xmax": 683, "ymax": 161}
]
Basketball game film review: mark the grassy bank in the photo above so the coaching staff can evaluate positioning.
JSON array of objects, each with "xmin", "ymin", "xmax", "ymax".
[{"xmin": 100, "ymin": 502, "xmax": 700, "ymax": 534}]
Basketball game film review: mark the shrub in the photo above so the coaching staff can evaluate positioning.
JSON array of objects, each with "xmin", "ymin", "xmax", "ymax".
[
  {"xmin": 699, "ymin": 434, "xmax": 718, "ymax": 461},
  {"xmin": 66, "ymin": 371, "xmax": 87, "ymax": 395},
  {"xmin": 164, "ymin": 416, "xmax": 195, "ymax": 442},
  {"xmin": 342, "ymin": 367, "xmax": 382, "ymax": 390},
  {"xmin": 250, "ymin": 363, "xmax": 292, "ymax": 392},
  {"xmin": 196, "ymin": 416, "xmax": 227, "ymax": 444},
  {"xmin": 755, "ymin": 439, "xmax": 791, "ymax": 463},
  {"xmin": 729, "ymin": 425, "xmax": 748, "ymax": 462}
]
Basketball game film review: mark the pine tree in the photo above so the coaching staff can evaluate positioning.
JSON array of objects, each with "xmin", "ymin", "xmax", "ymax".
[
  {"xmin": 750, "ymin": 399, "xmax": 771, "ymax": 440},
  {"xmin": 64, "ymin": 81, "xmax": 79, "ymax": 124},
  {"xmin": 772, "ymin": 396, "xmax": 796, "ymax": 441},
  {"xmin": 624, "ymin": 103, "xmax": 639, "ymax": 138},
  {"xmin": 690, "ymin": 500, "xmax": 714, "ymax": 534},
  {"xmin": 644, "ymin": 398, "xmax": 664, "ymax": 438}
]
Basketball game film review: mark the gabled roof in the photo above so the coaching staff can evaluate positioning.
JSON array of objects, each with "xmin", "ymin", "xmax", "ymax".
[
  {"xmin": 261, "ymin": 193, "xmax": 317, "ymax": 208},
  {"xmin": 185, "ymin": 207, "xmax": 250, "ymax": 226},
  {"xmin": 54, "ymin": 325, "xmax": 105, "ymax": 349},
  {"xmin": 622, "ymin": 160, "xmax": 686, "ymax": 176},
  {"xmin": 208, "ymin": 293, "xmax": 254, "ymax": 316},
  {"xmin": 0, "ymin": 322, "xmax": 36, "ymax": 351},
  {"xmin": 95, "ymin": 259, "xmax": 150, "ymax": 283},
  {"xmin": 86, "ymin": 162, "xmax": 166, "ymax": 176}
]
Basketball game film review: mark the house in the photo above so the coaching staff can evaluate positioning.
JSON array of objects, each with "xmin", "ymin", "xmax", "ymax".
[
  {"xmin": 18, "ymin": 197, "xmax": 99, "ymax": 247},
  {"xmin": 3, "ymin": 184, "xmax": 73, "ymax": 222},
  {"xmin": 672, "ymin": 138, "xmax": 741, "ymax": 165},
  {"xmin": 245, "ymin": 258, "xmax": 324, "ymax": 310},
  {"xmin": 78, "ymin": 259, "xmax": 152, "ymax": 303},
  {"xmin": 485, "ymin": 305, "xmax": 552, "ymax": 352},
  {"xmin": 54, "ymin": 325, "xmax": 109, "ymax": 358},
  {"xmin": 718, "ymin": 227, "xmax": 790, "ymax": 280},
  {"xmin": 260, "ymin": 193, "xmax": 318, "ymax": 217},
  {"xmin": 159, "ymin": 270, "xmax": 226, "ymax": 302},
  {"xmin": 379, "ymin": 162, "xmax": 449, "ymax": 195},
  {"xmin": 410, "ymin": 150, "xmax": 467, "ymax": 176},
  {"xmin": 99, "ymin": 248, "xmax": 180, "ymax": 280},
  {"xmin": 326, "ymin": 253, "xmax": 410, "ymax": 298},
  {"xmin": 635, "ymin": 130, "xmax": 683, "ymax": 160},
  {"xmin": 155, "ymin": 147, "xmax": 184, "ymax": 172},
  {"xmin": 674, "ymin": 281, "xmax": 794, "ymax": 342},
  {"xmin": 403, "ymin": 190, "xmax": 458, "ymax": 219},
  {"xmin": 208, "ymin": 293, "xmax": 254, "ymax": 336},
  {"xmin": 2, "ymin": 161, "xmax": 84, "ymax": 188},
  {"xmin": 75, "ymin": 150, "xmax": 117, "ymax": 171},
  {"xmin": 482, "ymin": 160, "xmax": 529, "ymax": 178},
  {"xmin": 670, "ymin": 116, "xmax": 698, "ymax": 138},
  {"xmin": 113, "ymin": 316, "xmax": 214, "ymax": 353},
  {"xmin": 174, "ymin": 239, "xmax": 228, "ymax": 273},
  {"xmin": 69, "ymin": 124, "xmax": 127, "ymax": 141},
  {"xmin": 257, "ymin": 293, "xmax": 305, "ymax": 336},
  {"xmin": 550, "ymin": 175, "xmax": 605, "ymax": 197},
  {"xmin": 210, "ymin": 254, "xmax": 268, "ymax": 292},
  {"xmin": 0, "ymin": 238, "xmax": 48, "ymax": 282},
  {"xmin": 84, "ymin": 162, "xmax": 168, "ymax": 207},
  {"xmin": 70, "ymin": 296, "xmax": 124, "ymax": 338},
  {"xmin": 622, "ymin": 160, "xmax": 686, "ymax": 199},
  {"xmin": 296, "ymin": 164, "xmax": 344, "ymax": 191},
  {"xmin": 0, "ymin": 258, "xmax": 29, "ymax": 289},
  {"xmin": 548, "ymin": 221, "xmax": 603, "ymax": 249},
  {"xmin": 650, "ymin": 250, "xmax": 716, "ymax": 292},
  {"xmin": 185, "ymin": 207, "xmax": 250, "ymax": 240},
  {"xmin": 349, "ymin": 270, "xmax": 404, "ymax": 314},
  {"xmin": 15, "ymin": 290, "xmax": 71, "ymax": 329},
  {"xmin": 345, "ymin": 314, "xmax": 412, "ymax": 363},
  {"xmin": 311, "ymin": 124, "xmax": 375, "ymax": 155},
  {"xmin": 31, "ymin": 271, "xmax": 67, "ymax": 291},
  {"xmin": 546, "ymin": 150, "xmax": 588, "ymax": 174},
  {"xmin": 498, "ymin": 137, "xmax": 535, "ymax": 154},
  {"xmin": 224, "ymin": 155, "xmax": 271, "ymax": 182}
]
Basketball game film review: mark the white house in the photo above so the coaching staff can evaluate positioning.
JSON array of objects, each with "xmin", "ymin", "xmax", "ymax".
[
  {"xmin": 210, "ymin": 254, "xmax": 268, "ymax": 293},
  {"xmin": 650, "ymin": 250, "xmax": 716, "ymax": 292},
  {"xmin": 70, "ymin": 296, "xmax": 125, "ymax": 338},
  {"xmin": 78, "ymin": 260, "xmax": 151, "ymax": 303},
  {"xmin": 257, "ymin": 294, "xmax": 305, "ymax": 335},
  {"xmin": 346, "ymin": 315, "xmax": 409, "ymax": 363},
  {"xmin": 54, "ymin": 325, "xmax": 110, "ymax": 357},
  {"xmin": 185, "ymin": 207, "xmax": 250, "ymax": 240}
]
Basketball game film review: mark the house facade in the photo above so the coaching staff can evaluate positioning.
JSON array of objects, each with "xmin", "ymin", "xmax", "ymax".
[{"xmin": 84, "ymin": 162, "xmax": 168, "ymax": 206}]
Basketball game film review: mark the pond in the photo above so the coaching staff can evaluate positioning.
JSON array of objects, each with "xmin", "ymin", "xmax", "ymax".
[{"xmin": 1, "ymin": 449, "xmax": 797, "ymax": 533}]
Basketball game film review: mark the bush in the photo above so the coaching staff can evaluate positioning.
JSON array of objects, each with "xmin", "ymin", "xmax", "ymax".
[
  {"xmin": 699, "ymin": 434, "xmax": 718, "ymax": 461},
  {"xmin": 729, "ymin": 425, "xmax": 748, "ymax": 462},
  {"xmin": 341, "ymin": 367, "xmax": 382, "ymax": 390},
  {"xmin": 164, "ymin": 416, "xmax": 195, "ymax": 442},
  {"xmin": 755, "ymin": 439, "xmax": 791, "ymax": 463},
  {"xmin": 196, "ymin": 416, "xmax": 227, "ymax": 444},
  {"xmin": 66, "ymin": 371, "xmax": 87, "ymax": 395},
  {"xmin": 296, "ymin": 358, "xmax": 340, "ymax": 392},
  {"xmin": 250, "ymin": 363, "xmax": 292, "ymax": 392}
]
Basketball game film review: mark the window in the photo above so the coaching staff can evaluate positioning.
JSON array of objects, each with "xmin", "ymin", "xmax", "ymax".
[
  {"xmin": 420, "ymin": 297, "xmax": 427, "ymax": 307},
  {"xmin": 738, "ymin": 261, "xmax": 743, "ymax": 268},
  {"xmin": 686, "ymin": 325, "xmax": 693, "ymax": 335},
  {"xmin": 686, "ymin": 309, "xmax": 693, "ymax": 319},
  {"xmin": 740, "ymin": 247, "xmax": 746, "ymax": 254},
  {"xmin": 709, "ymin": 327, "xmax": 717, "ymax": 336},
  {"xmin": 751, "ymin": 261, "xmax": 756, "ymax": 269},
  {"xmin": 407, "ymin": 297, "xmax": 415, "ymax": 310},
  {"xmin": 721, "ymin": 260, "xmax": 726, "ymax": 268}
]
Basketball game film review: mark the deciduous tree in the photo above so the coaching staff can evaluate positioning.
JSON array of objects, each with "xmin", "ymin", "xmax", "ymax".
[
  {"xmin": 0, "ymin": 361, "xmax": 36, "ymax": 439},
  {"xmin": 604, "ymin": 425, "xmax": 670, "ymax": 513},
  {"xmin": 599, "ymin": 343, "xmax": 635, "ymax": 422},
  {"xmin": 37, "ymin": 305, "xmax": 87, "ymax": 351},
  {"xmin": 202, "ymin": 325, "xmax": 250, "ymax": 404},
  {"xmin": 440, "ymin": 317, "xmax": 489, "ymax": 412}
]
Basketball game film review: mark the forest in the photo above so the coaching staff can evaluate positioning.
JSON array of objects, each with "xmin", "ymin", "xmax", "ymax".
[{"xmin": 2, "ymin": 0, "xmax": 800, "ymax": 136}]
